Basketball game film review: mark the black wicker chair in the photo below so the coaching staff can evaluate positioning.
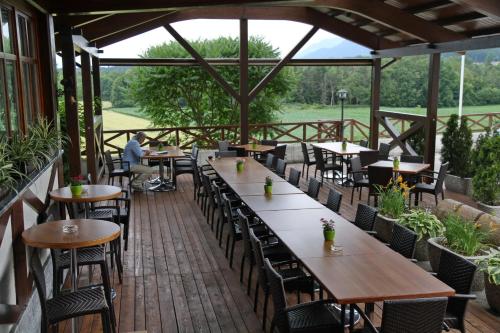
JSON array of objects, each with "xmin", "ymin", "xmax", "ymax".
[
  {"xmin": 253, "ymin": 232, "xmax": 316, "ymax": 331},
  {"xmin": 324, "ymin": 188, "xmax": 342, "ymax": 213},
  {"xmin": 276, "ymin": 158, "xmax": 287, "ymax": 179},
  {"xmin": 264, "ymin": 258, "xmax": 342, "ymax": 333},
  {"xmin": 104, "ymin": 150, "xmax": 131, "ymax": 189},
  {"xmin": 273, "ymin": 144, "xmax": 287, "ymax": 161},
  {"xmin": 353, "ymin": 297, "xmax": 448, "ymax": 333},
  {"xmin": 306, "ymin": 177, "xmax": 321, "ymax": 200},
  {"xmin": 389, "ymin": 223, "xmax": 417, "ymax": 260},
  {"xmin": 410, "ymin": 162, "xmax": 448, "ymax": 206},
  {"xmin": 262, "ymin": 139, "xmax": 278, "ymax": 147},
  {"xmin": 300, "ymin": 142, "xmax": 316, "ymax": 179},
  {"xmin": 218, "ymin": 140, "xmax": 230, "ymax": 151},
  {"xmin": 359, "ymin": 139, "xmax": 369, "ymax": 148},
  {"xmin": 265, "ymin": 153, "xmax": 276, "ymax": 170},
  {"xmin": 215, "ymin": 150, "xmax": 237, "ymax": 158},
  {"xmin": 288, "ymin": 168, "xmax": 301, "ymax": 188},
  {"xmin": 228, "ymin": 146, "xmax": 246, "ymax": 157},
  {"xmin": 31, "ymin": 250, "xmax": 114, "ymax": 333},
  {"xmin": 436, "ymin": 248, "xmax": 477, "ymax": 333},
  {"xmin": 352, "ymin": 203, "xmax": 377, "ymax": 233},
  {"xmin": 313, "ymin": 146, "xmax": 342, "ymax": 185},
  {"xmin": 359, "ymin": 150, "xmax": 379, "ymax": 168},
  {"xmin": 368, "ymin": 166, "xmax": 393, "ymax": 206},
  {"xmin": 400, "ymin": 155, "xmax": 424, "ymax": 163},
  {"xmin": 378, "ymin": 142, "xmax": 391, "ymax": 160},
  {"xmin": 350, "ymin": 157, "xmax": 369, "ymax": 204},
  {"xmin": 255, "ymin": 140, "xmax": 278, "ymax": 163}
]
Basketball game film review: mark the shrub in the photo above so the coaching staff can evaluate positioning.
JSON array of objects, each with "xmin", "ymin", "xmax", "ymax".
[
  {"xmin": 442, "ymin": 214, "xmax": 488, "ymax": 256},
  {"xmin": 471, "ymin": 131, "xmax": 500, "ymax": 205},
  {"xmin": 478, "ymin": 248, "xmax": 500, "ymax": 285},
  {"xmin": 441, "ymin": 114, "xmax": 473, "ymax": 178},
  {"xmin": 398, "ymin": 209, "xmax": 444, "ymax": 240}
]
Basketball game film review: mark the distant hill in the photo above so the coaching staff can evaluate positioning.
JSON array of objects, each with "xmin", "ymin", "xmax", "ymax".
[{"xmin": 296, "ymin": 38, "xmax": 371, "ymax": 59}]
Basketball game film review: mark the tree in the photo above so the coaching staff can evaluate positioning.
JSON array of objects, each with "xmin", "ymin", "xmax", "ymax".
[
  {"xmin": 110, "ymin": 70, "xmax": 135, "ymax": 108},
  {"xmin": 130, "ymin": 37, "xmax": 293, "ymax": 132},
  {"xmin": 441, "ymin": 114, "xmax": 473, "ymax": 178}
]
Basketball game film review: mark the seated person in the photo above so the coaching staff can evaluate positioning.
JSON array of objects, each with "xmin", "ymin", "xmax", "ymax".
[{"xmin": 123, "ymin": 131, "xmax": 154, "ymax": 191}]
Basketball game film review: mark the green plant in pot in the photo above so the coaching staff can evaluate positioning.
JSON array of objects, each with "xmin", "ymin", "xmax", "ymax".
[
  {"xmin": 29, "ymin": 118, "xmax": 64, "ymax": 161},
  {"xmin": 320, "ymin": 217, "xmax": 336, "ymax": 242},
  {"xmin": 236, "ymin": 159, "xmax": 245, "ymax": 172},
  {"xmin": 7, "ymin": 133, "xmax": 44, "ymax": 174},
  {"xmin": 264, "ymin": 176, "xmax": 273, "ymax": 195},
  {"xmin": 0, "ymin": 141, "xmax": 23, "ymax": 200},
  {"xmin": 373, "ymin": 176, "xmax": 412, "ymax": 242},
  {"xmin": 70, "ymin": 175, "xmax": 85, "ymax": 197},
  {"xmin": 398, "ymin": 209, "xmax": 444, "ymax": 261},
  {"xmin": 478, "ymin": 247, "xmax": 500, "ymax": 313}
]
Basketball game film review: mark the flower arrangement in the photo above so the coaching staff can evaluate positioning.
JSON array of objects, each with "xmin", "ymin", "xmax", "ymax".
[
  {"xmin": 320, "ymin": 217, "xmax": 336, "ymax": 241},
  {"xmin": 70, "ymin": 175, "xmax": 85, "ymax": 196},
  {"xmin": 264, "ymin": 176, "xmax": 273, "ymax": 195},
  {"xmin": 70, "ymin": 175, "xmax": 85, "ymax": 186},
  {"xmin": 375, "ymin": 176, "xmax": 412, "ymax": 219},
  {"xmin": 342, "ymin": 139, "xmax": 347, "ymax": 151},
  {"xmin": 236, "ymin": 158, "xmax": 245, "ymax": 172}
]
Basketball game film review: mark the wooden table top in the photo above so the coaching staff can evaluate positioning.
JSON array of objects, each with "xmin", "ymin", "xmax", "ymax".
[
  {"xmin": 241, "ymin": 193, "xmax": 324, "ymax": 212},
  {"xmin": 208, "ymin": 157, "xmax": 285, "ymax": 184},
  {"xmin": 234, "ymin": 143, "xmax": 275, "ymax": 153},
  {"xmin": 312, "ymin": 142, "xmax": 374, "ymax": 155},
  {"xmin": 49, "ymin": 185, "xmax": 122, "ymax": 203},
  {"xmin": 367, "ymin": 160, "xmax": 430, "ymax": 175},
  {"xmin": 22, "ymin": 219, "xmax": 121, "ymax": 249},
  {"xmin": 144, "ymin": 146, "xmax": 186, "ymax": 159},
  {"xmin": 228, "ymin": 182, "xmax": 303, "ymax": 196}
]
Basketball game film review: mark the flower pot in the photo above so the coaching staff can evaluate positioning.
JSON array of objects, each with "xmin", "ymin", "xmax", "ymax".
[
  {"xmin": 444, "ymin": 174, "xmax": 473, "ymax": 196},
  {"xmin": 393, "ymin": 159, "xmax": 400, "ymax": 171},
  {"xmin": 373, "ymin": 214, "xmax": 396, "ymax": 243},
  {"xmin": 252, "ymin": 143, "xmax": 257, "ymax": 149},
  {"xmin": 324, "ymin": 230, "xmax": 335, "ymax": 242},
  {"xmin": 236, "ymin": 163, "xmax": 244, "ymax": 172},
  {"xmin": 341, "ymin": 142, "xmax": 347, "ymax": 151},
  {"xmin": 477, "ymin": 202, "xmax": 500, "ymax": 217},
  {"xmin": 484, "ymin": 273, "xmax": 500, "ymax": 313},
  {"xmin": 264, "ymin": 185, "xmax": 273, "ymax": 195},
  {"xmin": 70, "ymin": 185, "xmax": 83, "ymax": 197},
  {"xmin": 427, "ymin": 237, "xmax": 486, "ymax": 291}
]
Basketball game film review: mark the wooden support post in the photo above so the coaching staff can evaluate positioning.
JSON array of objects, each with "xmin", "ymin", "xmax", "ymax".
[
  {"xmin": 425, "ymin": 53, "xmax": 440, "ymax": 169},
  {"xmin": 81, "ymin": 51, "xmax": 97, "ymax": 183},
  {"xmin": 240, "ymin": 19, "xmax": 249, "ymax": 144},
  {"xmin": 60, "ymin": 26, "xmax": 82, "ymax": 177},
  {"xmin": 11, "ymin": 201, "xmax": 29, "ymax": 306},
  {"xmin": 370, "ymin": 58, "xmax": 381, "ymax": 149},
  {"xmin": 92, "ymin": 56, "xmax": 102, "ymax": 116}
]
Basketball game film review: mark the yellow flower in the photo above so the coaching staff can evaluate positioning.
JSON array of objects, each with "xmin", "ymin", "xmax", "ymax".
[{"xmin": 397, "ymin": 175, "xmax": 403, "ymax": 184}]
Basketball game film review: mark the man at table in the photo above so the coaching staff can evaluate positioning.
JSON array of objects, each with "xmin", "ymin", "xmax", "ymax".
[{"xmin": 123, "ymin": 131, "xmax": 153, "ymax": 191}]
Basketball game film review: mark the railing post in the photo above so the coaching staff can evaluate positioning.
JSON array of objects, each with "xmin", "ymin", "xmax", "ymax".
[
  {"xmin": 176, "ymin": 130, "xmax": 180, "ymax": 146},
  {"xmin": 318, "ymin": 122, "xmax": 323, "ymax": 142}
]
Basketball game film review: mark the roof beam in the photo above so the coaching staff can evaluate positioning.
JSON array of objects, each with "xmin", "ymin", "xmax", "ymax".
[
  {"xmin": 99, "ymin": 58, "xmax": 374, "ymax": 66},
  {"xmin": 312, "ymin": 0, "xmax": 466, "ymax": 42},
  {"xmin": 449, "ymin": 0, "xmax": 500, "ymax": 19},
  {"xmin": 55, "ymin": 15, "xmax": 112, "ymax": 32}
]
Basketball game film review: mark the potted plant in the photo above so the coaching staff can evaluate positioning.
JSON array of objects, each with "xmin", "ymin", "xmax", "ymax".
[
  {"xmin": 70, "ymin": 175, "xmax": 85, "ymax": 197},
  {"xmin": 7, "ymin": 133, "xmax": 44, "ymax": 174},
  {"xmin": 320, "ymin": 217, "xmax": 336, "ymax": 242},
  {"xmin": 478, "ymin": 248, "xmax": 500, "ymax": 313},
  {"xmin": 236, "ymin": 159, "xmax": 245, "ymax": 172},
  {"xmin": 428, "ymin": 213, "xmax": 488, "ymax": 291},
  {"xmin": 29, "ymin": 118, "xmax": 63, "ymax": 160},
  {"xmin": 341, "ymin": 139, "xmax": 347, "ymax": 151},
  {"xmin": 373, "ymin": 176, "xmax": 412, "ymax": 242},
  {"xmin": 471, "ymin": 131, "xmax": 500, "ymax": 215},
  {"xmin": 264, "ymin": 176, "xmax": 273, "ymax": 195},
  {"xmin": 393, "ymin": 156, "xmax": 400, "ymax": 170},
  {"xmin": 442, "ymin": 114, "xmax": 474, "ymax": 195},
  {"xmin": 0, "ymin": 141, "xmax": 23, "ymax": 201},
  {"xmin": 398, "ymin": 209, "xmax": 444, "ymax": 261},
  {"xmin": 252, "ymin": 139, "xmax": 258, "ymax": 149}
]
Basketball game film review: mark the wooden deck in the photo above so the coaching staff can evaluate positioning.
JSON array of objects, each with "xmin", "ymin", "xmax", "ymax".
[{"xmin": 57, "ymin": 163, "xmax": 500, "ymax": 333}]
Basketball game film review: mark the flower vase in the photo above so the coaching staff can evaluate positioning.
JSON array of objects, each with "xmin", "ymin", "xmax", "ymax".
[
  {"xmin": 236, "ymin": 163, "xmax": 244, "ymax": 172},
  {"xmin": 342, "ymin": 141, "xmax": 347, "ymax": 151},
  {"xmin": 323, "ymin": 229, "xmax": 335, "ymax": 242},
  {"xmin": 393, "ymin": 158, "xmax": 400, "ymax": 170},
  {"xmin": 264, "ymin": 185, "xmax": 273, "ymax": 195},
  {"xmin": 70, "ymin": 185, "xmax": 83, "ymax": 197},
  {"xmin": 252, "ymin": 142, "xmax": 257, "ymax": 149}
]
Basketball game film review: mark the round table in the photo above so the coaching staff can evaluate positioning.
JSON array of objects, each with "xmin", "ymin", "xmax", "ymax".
[
  {"xmin": 22, "ymin": 219, "xmax": 120, "ymax": 333},
  {"xmin": 50, "ymin": 185, "xmax": 122, "ymax": 217}
]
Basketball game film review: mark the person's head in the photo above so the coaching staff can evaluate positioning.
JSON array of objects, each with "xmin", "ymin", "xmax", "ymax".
[{"xmin": 133, "ymin": 131, "xmax": 146, "ymax": 144}]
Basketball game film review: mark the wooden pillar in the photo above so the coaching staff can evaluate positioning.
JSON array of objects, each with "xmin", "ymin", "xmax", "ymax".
[
  {"xmin": 81, "ymin": 52, "xmax": 97, "ymax": 183},
  {"xmin": 92, "ymin": 56, "xmax": 102, "ymax": 116},
  {"xmin": 60, "ymin": 26, "xmax": 81, "ymax": 177},
  {"xmin": 370, "ymin": 58, "xmax": 381, "ymax": 149},
  {"xmin": 240, "ymin": 19, "xmax": 249, "ymax": 144},
  {"xmin": 424, "ymin": 53, "xmax": 440, "ymax": 169}
]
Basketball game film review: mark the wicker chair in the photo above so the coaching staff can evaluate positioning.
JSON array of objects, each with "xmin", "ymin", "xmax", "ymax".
[
  {"xmin": 288, "ymin": 168, "xmax": 301, "ymax": 188},
  {"xmin": 368, "ymin": 166, "xmax": 393, "ymax": 206},
  {"xmin": 173, "ymin": 154, "xmax": 198, "ymax": 187},
  {"xmin": 352, "ymin": 203, "xmax": 377, "ymax": 233},
  {"xmin": 273, "ymin": 144, "xmax": 287, "ymax": 161},
  {"xmin": 228, "ymin": 146, "xmax": 246, "ymax": 157},
  {"xmin": 201, "ymin": 173, "xmax": 218, "ymax": 226},
  {"xmin": 410, "ymin": 162, "xmax": 448, "ymax": 206},
  {"xmin": 354, "ymin": 297, "xmax": 448, "ymax": 333},
  {"xmin": 359, "ymin": 139, "xmax": 369, "ymax": 148},
  {"xmin": 276, "ymin": 158, "xmax": 287, "ymax": 179},
  {"xmin": 104, "ymin": 150, "xmax": 131, "ymax": 189},
  {"xmin": 313, "ymin": 146, "xmax": 342, "ymax": 185},
  {"xmin": 350, "ymin": 157, "xmax": 369, "ymax": 204},
  {"xmin": 31, "ymin": 250, "xmax": 114, "ymax": 333},
  {"xmin": 324, "ymin": 188, "xmax": 342, "ymax": 213},
  {"xmin": 389, "ymin": 223, "xmax": 417, "ymax": 260},
  {"xmin": 262, "ymin": 139, "xmax": 278, "ymax": 146},
  {"xmin": 218, "ymin": 140, "xmax": 230, "ymax": 151},
  {"xmin": 436, "ymin": 248, "xmax": 477, "ymax": 333},
  {"xmin": 306, "ymin": 177, "xmax": 321, "ymax": 200},
  {"xmin": 255, "ymin": 140, "xmax": 278, "ymax": 163},
  {"xmin": 378, "ymin": 142, "xmax": 391, "ymax": 160},
  {"xmin": 264, "ymin": 258, "xmax": 342, "ymax": 333},
  {"xmin": 300, "ymin": 142, "xmax": 316, "ymax": 179},
  {"xmin": 252, "ymin": 232, "xmax": 316, "ymax": 331},
  {"xmin": 400, "ymin": 155, "xmax": 424, "ymax": 163},
  {"xmin": 359, "ymin": 150, "xmax": 379, "ymax": 167},
  {"xmin": 265, "ymin": 153, "xmax": 276, "ymax": 170},
  {"xmin": 215, "ymin": 150, "xmax": 237, "ymax": 158}
]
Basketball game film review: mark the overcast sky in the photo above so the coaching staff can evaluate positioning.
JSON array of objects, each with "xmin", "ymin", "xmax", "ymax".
[{"xmin": 101, "ymin": 20, "xmax": 343, "ymax": 58}]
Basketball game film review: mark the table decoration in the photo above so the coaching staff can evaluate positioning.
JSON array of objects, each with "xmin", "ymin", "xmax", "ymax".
[
  {"xmin": 264, "ymin": 176, "xmax": 273, "ymax": 195},
  {"xmin": 236, "ymin": 158, "xmax": 245, "ymax": 172},
  {"xmin": 70, "ymin": 175, "xmax": 84, "ymax": 196}
]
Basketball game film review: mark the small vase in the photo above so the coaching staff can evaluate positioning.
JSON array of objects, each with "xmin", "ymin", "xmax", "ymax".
[
  {"xmin": 393, "ymin": 158, "xmax": 400, "ymax": 170},
  {"xmin": 264, "ymin": 185, "xmax": 273, "ymax": 195},
  {"xmin": 324, "ymin": 229, "xmax": 335, "ymax": 242},
  {"xmin": 236, "ymin": 163, "xmax": 244, "ymax": 172},
  {"xmin": 252, "ymin": 142, "xmax": 257, "ymax": 149},
  {"xmin": 342, "ymin": 142, "xmax": 347, "ymax": 151},
  {"xmin": 70, "ymin": 185, "xmax": 83, "ymax": 197}
]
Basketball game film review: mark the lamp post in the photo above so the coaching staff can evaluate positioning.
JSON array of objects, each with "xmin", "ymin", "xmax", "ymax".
[{"xmin": 337, "ymin": 89, "xmax": 348, "ymax": 141}]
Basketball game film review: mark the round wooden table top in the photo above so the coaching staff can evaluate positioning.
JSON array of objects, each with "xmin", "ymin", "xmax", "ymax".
[
  {"xmin": 22, "ymin": 219, "xmax": 121, "ymax": 249},
  {"xmin": 49, "ymin": 185, "xmax": 122, "ymax": 203}
]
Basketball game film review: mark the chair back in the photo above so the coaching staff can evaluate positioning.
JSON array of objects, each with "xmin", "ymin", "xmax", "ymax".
[
  {"xmin": 191, "ymin": 145, "xmax": 200, "ymax": 160},
  {"xmin": 273, "ymin": 145, "xmax": 287, "ymax": 160},
  {"xmin": 249, "ymin": 229, "xmax": 269, "ymax": 289},
  {"xmin": 380, "ymin": 297, "xmax": 448, "ymax": 333},
  {"xmin": 368, "ymin": 166, "xmax": 393, "ymax": 195},
  {"xmin": 434, "ymin": 162, "xmax": 448, "ymax": 194},
  {"xmin": 359, "ymin": 150, "xmax": 379, "ymax": 167},
  {"xmin": 400, "ymin": 155, "xmax": 424, "ymax": 163},
  {"xmin": 215, "ymin": 150, "xmax": 237, "ymax": 158},
  {"xmin": 104, "ymin": 150, "xmax": 115, "ymax": 172},
  {"xmin": 237, "ymin": 209, "xmax": 254, "ymax": 263},
  {"xmin": 288, "ymin": 168, "xmax": 301, "ymax": 187},
  {"xmin": 202, "ymin": 174, "xmax": 217, "ymax": 208},
  {"xmin": 301, "ymin": 142, "xmax": 311, "ymax": 164},
  {"xmin": 218, "ymin": 140, "xmax": 230, "ymax": 152},
  {"xmin": 312, "ymin": 146, "xmax": 325, "ymax": 171},
  {"xmin": 275, "ymin": 159, "xmax": 287, "ymax": 178},
  {"xmin": 192, "ymin": 162, "xmax": 202, "ymax": 189},
  {"xmin": 228, "ymin": 146, "xmax": 246, "ymax": 157},
  {"xmin": 306, "ymin": 177, "xmax": 320, "ymax": 200},
  {"xmin": 353, "ymin": 203, "xmax": 377, "ymax": 231},
  {"xmin": 222, "ymin": 193, "xmax": 238, "ymax": 238},
  {"xmin": 325, "ymin": 188, "xmax": 342, "ymax": 213},
  {"xmin": 212, "ymin": 182, "xmax": 226, "ymax": 222},
  {"xmin": 350, "ymin": 157, "xmax": 364, "ymax": 182},
  {"xmin": 379, "ymin": 143, "xmax": 391, "ymax": 160},
  {"xmin": 30, "ymin": 250, "xmax": 49, "ymax": 327},
  {"xmin": 263, "ymin": 258, "xmax": 289, "ymax": 333},
  {"xmin": 359, "ymin": 139, "xmax": 368, "ymax": 148},
  {"xmin": 390, "ymin": 223, "xmax": 417, "ymax": 259},
  {"xmin": 261, "ymin": 140, "xmax": 278, "ymax": 147},
  {"xmin": 265, "ymin": 153, "xmax": 275, "ymax": 169},
  {"xmin": 437, "ymin": 248, "xmax": 477, "ymax": 295}
]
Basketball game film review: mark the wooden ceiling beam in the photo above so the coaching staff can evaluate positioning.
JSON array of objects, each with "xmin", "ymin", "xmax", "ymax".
[
  {"xmin": 449, "ymin": 0, "xmax": 500, "ymax": 19},
  {"xmin": 465, "ymin": 25, "xmax": 500, "ymax": 37},
  {"xmin": 312, "ymin": 0, "xmax": 466, "ymax": 42}
]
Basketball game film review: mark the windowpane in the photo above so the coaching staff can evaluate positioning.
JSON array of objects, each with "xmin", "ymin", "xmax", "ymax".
[
  {"xmin": 17, "ymin": 15, "xmax": 33, "ymax": 57},
  {"xmin": 5, "ymin": 61, "xmax": 18, "ymax": 132},
  {"xmin": 1, "ymin": 8, "xmax": 13, "ymax": 54},
  {"xmin": 0, "ymin": 61, "xmax": 6, "ymax": 136},
  {"xmin": 22, "ymin": 62, "xmax": 32, "ymax": 125}
]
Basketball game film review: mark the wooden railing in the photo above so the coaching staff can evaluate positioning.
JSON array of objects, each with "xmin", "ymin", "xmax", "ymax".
[{"xmin": 101, "ymin": 112, "xmax": 499, "ymax": 152}]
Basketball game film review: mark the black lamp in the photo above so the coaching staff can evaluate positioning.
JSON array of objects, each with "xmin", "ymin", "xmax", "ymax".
[{"xmin": 337, "ymin": 89, "xmax": 348, "ymax": 141}]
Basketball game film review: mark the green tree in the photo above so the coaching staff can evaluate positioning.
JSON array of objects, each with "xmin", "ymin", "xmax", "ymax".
[
  {"xmin": 110, "ymin": 70, "xmax": 135, "ymax": 108},
  {"xmin": 131, "ymin": 37, "xmax": 293, "ymax": 133},
  {"xmin": 441, "ymin": 114, "xmax": 473, "ymax": 177}
]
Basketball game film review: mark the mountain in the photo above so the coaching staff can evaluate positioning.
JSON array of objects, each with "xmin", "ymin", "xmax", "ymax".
[{"xmin": 296, "ymin": 38, "xmax": 371, "ymax": 59}]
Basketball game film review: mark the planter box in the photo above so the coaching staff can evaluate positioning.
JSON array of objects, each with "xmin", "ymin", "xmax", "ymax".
[
  {"xmin": 427, "ymin": 237, "xmax": 486, "ymax": 292},
  {"xmin": 477, "ymin": 202, "xmax": 500, "ymax": 217},
  {"xmin": 484, "ymin": 274, "xmax": 500, "ymax": 314},
  {"xmin": 415, "ymin": 236, "xmax": 430, "ymax": 262},
  {"xmin": 444, "ymin": 174, "xmax": 472, "ymax": 196},
  {"xmin": 373, "ymin": 214, "xmax": 396, "ymax": 243}
]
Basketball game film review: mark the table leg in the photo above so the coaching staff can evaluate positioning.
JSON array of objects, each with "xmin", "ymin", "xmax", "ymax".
[
  {"xmin": 340, "ymin": 304, "xmax": 346, "ymax": 328},
  {"xmin": 149, "ymin": 158, "xmax": 175, "ymax": 192},
  {"xmin": 70, "ymin": 248, "xmax": 79, "ymax": 333}
]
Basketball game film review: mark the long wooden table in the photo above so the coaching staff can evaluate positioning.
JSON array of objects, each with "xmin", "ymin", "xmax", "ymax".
[{"xmin": 208, "ymin": 157, "xmax": 454, "ymax": 323}]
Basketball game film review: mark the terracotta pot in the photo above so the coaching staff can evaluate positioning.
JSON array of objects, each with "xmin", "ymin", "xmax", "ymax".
[
  {"xmin": 444, "ymin": 174, "xmax": 473, "ymax": 196},
  {"xmin": 477, "ymin": 202, "xmax": 500, "ymax": 217},
  {"xmin": 373, "ymin": 214, "xmax": 396, "ymax": 243},
  {"xmin": 484, "ymin": 273, "xmax": 500, "ymax": 313}
]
